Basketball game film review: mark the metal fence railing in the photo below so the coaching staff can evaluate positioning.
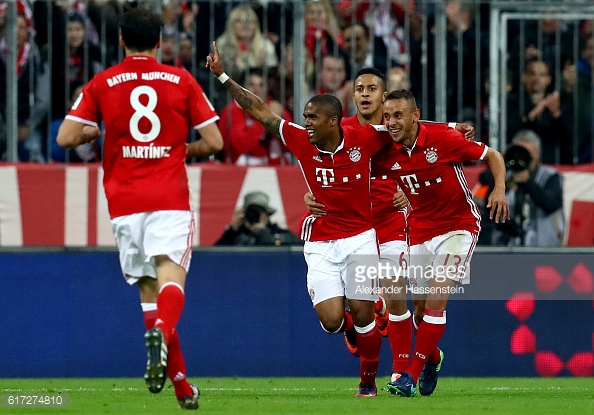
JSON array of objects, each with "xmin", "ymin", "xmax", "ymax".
[{"xmin": 1, "ymin": 0, "xmax": 593, "ymax": 165}]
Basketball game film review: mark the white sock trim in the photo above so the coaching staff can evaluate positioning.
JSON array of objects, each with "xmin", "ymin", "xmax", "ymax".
[
  {"xmin": 389, "ymin": 310, "xmax": 411, "ymax": 322},
  {"xmin": 141, "ymin": 302, "xmax": 157, "ymax": 312},
  {"xmin": 423, "ymin": 311, "xmax": 446, "ymax": 325},
  {"xmin": 354, "ymin": 320, "xmax": 376, "ymax": 334},
  {"xmin": 159, "ymin": 281, "xmax": 184, "ymax": 295},
  {"xmin": 320, "ymin": 318, "xmax": 344, "ymax": 334}
]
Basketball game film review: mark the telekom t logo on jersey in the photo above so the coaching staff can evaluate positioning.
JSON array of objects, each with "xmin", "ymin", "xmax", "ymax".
[
  {"xmin": 400, "ymin": 174, "xmax": 443, "ymax": 194},
  {"xmin": 316, "ymin": 168, "xmax": 335, "ymax": 187}
]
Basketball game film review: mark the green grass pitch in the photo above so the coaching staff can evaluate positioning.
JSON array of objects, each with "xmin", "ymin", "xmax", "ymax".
[{"xmin": 2, "ymin": 377, "xmax": 593, "ymax": 414}]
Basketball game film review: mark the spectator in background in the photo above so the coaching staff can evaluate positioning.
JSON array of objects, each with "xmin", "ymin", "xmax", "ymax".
[
  {"xmin": 508, "ymin": 18, "xmax": 575, "ymax": 91},
  {"xmin": 160, "ymin": 29, "xmax": 184, "ymax": 69},
  {"xmin": 219, "ymin": 68, "xmax": 292, "ymax": 165},
  {"xmin": 67, "ymin": 12, "xmax": 103, "ymax": 87},
  {"xmin": 342, "ymin": 20, "xmax": 376, "ymax": 76},
  {"xmin": 444, "ymin": 1, "xmax": 488, "ymax": 121},
  {"xmin": 486, "ymin": 130, "xmax": 565, "ymax": 247},
  {"xmin": 0, "ymin": 10, "xmax": 48, "ymax": 162},
  {"xmin": 304, "ymin": 0, "xmax": 343, "ymax": 66},
  {"xmin": 214, "ymin": 4, "xmax": 278, "ymax": 77},
  {"xmin": 51, "ymin": 81, "xmax": 102, "ymax": 163},
  {"xmin": 337, "ymin": 0, "xmax": 410, "ymax": 71},
  {"xmin": 560, "ymin": 36, "xmax": 594, "ymax": 164},
  {"xmin": 311, "ymin": 54, "xmax": 354, "ymax": 116},
  {"xmin": 509, "ymin": 58, "xmax": 570, "ymax": 164},
  {"xmin": 267, "ymin": 42, "xmax": 315, "ymax": 118},
  {"xmin": 387, "ymin": 66, "xmax": 411, "ymax": 91},
  {"xmin": 215, "ymin": 191, "xmax": 301, "ymax": 246}
]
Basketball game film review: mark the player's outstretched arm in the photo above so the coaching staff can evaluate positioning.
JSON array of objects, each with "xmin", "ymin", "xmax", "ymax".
[
  {"xmin": 57, "ymin": 119, "xmax": 101, "ymax": 148},
  {"xmin": 206, "ymin": 41, "xmax": 282, "ymax": 138},
  {"xmin": 484, "ymin": 148, "xmax": 510, "ymax": 224}
]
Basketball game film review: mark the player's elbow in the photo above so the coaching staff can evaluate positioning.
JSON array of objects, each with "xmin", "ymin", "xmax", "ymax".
[
  {"xmin": 56, "ymin": 131, "xmax": 73, "ymax": 148},
  {"xmin": 208, "ymin": 132, "xmax": 224, "ymax": 153}
]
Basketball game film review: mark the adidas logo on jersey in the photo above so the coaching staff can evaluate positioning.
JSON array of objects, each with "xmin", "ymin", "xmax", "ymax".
[
  {"xmin": 391, "ymin": 162, "xmax": 401, "ymax": 170},
  {"xmin": 313, "ymin": 155, "xmax": 322, "ymax": 162}
]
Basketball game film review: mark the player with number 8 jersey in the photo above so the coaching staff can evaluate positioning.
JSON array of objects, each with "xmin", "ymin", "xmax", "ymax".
[
  {"xmin": 64, "ymin": 48, "xmax": 219, "ymax": 218},
  {"xmin": 57, "ymin": 7, "xmax": 223, "ymax": 411}
]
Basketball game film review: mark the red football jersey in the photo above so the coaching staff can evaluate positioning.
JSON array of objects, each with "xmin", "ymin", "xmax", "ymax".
[
  {"xmin": 66, "ymin": 56, "xmax": 219, "ymax": 218},
  {"xmin": 279, "ymin": 119, "xmax": 391, "ymax": 241},
  {"xmin": 342, "ymin": 115, "xmax": 407, "ymax": 244},
  {"xmin": 378, "ymin": 123, "xmax": 487, "ymax": 246}
]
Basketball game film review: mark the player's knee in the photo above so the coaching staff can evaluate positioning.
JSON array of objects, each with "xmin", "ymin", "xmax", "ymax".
[
  {"xmin": 319, "ymin": 318, "xmax": 344, "ymax": 334},
  {"xmin": 386, "ymin": 299, "xmax": 408, "ymax": 315}
]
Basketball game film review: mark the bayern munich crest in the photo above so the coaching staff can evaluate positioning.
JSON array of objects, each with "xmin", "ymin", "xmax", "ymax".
[
  {"xmin": 348, "ymin": 147, "xmax": 362, "ymax": 162},
  {"xmin": 425, "ymin": 147, "xmax": 438, "ymax": 163}
]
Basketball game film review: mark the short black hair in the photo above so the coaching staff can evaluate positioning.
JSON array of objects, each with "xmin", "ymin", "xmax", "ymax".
[
  {"xmin": 119, "ymin": 7, "xmax": 163, "ymax": 53},
  {"xmin": 354, "ymin": 67, "xmax": 387, "ymax": 91},
  {"xmin": 385, "ymin": 89, "xmax": 418, "ymax": 109},
  {"xmin": 307, "ymin": 94, "xmax": 343, "ymax": 121}
]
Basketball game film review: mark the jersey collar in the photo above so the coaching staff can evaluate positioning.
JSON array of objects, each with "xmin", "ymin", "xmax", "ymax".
[{"xmin": 393, "ymin": 123, "xmax": 427, "ymax": 152}]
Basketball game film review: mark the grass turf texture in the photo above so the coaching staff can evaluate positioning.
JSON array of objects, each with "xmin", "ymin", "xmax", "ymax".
[{"xmin": 1, "ymin": 377, "xmax": 593, "ymax": 414}]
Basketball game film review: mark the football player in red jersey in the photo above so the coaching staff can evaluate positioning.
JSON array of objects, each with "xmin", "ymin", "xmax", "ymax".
[
  {"xmin": 57, "ymin": 7, "xmax": 223, "ymax": 410},
  {"xmin": 304, "ymin": 67, "xmax": 476, "ymax": 384},
  {"xmin": 381, "ymin": 89, "xmax": 509, "ymax": 397},
  {"xmin": 207, "ymin": 41, "xmax": 393, "ymax": 397}
]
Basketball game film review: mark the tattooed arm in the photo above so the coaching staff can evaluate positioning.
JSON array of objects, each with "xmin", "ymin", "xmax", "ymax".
[{"xmin": 206, "ymin": 41, "xmax": 282, "ymax": 138}]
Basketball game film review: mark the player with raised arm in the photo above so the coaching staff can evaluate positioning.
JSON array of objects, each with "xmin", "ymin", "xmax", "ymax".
[
  {"xmin": 57, "ymin": 7, "xmax": 223, "ymax": 410},
  {"xmin": 379, "ymin": 89, "xmax": 509, "ymax": 397},
  {"xmin": 305, "ymin": 67, "xmax": 476, "ymax": 383},
  {"xmin": 207, "ymin": 42, "xmax": 392, "ymax": 397}
]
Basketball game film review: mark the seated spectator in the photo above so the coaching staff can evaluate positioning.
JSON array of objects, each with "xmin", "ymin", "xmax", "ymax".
[
  {"xmin": 483, "ymin": 130, "xmax": 565, "ymax": 247},
  {"xmin": 219, "ymin": 68, "xmax": 292, "ymax": 166},
  {"xmin": 214, "ymin": 4, "xmax": 278, "ymax": 77},
  {"xmin": 215, "ymin": 191, "xmax": 302, "ymax": 246},
  {"xmin": 50, "ymin": 81, "xmax": 102, "ymax": 163},
  {"xmin": 0, "ymin": 9, "xmax": 49, "ymax": 162}
]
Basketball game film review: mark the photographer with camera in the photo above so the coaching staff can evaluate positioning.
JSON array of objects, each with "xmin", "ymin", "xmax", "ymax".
[
  {"xmin": 483, "ymin": 130, "xmax": 565, "ymax": 246},
  {"xmin": 215, "ymin": 191, "xmax": 302, "ymax": 246}
]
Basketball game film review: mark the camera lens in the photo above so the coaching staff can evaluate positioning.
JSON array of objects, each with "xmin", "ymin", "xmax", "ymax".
[{"xmin": 244, "ymin": 205, "xmax": 262, "ymax": 224}]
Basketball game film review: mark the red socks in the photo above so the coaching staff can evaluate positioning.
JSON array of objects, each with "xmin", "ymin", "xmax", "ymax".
[
  {"xmin": 355, "ymin": 322, "xmax": 381, "ymax": 386},
  {"xmin": 341, "ymin": 311, "xmax": 354, "ymax": 333},
  {"xmin": 388, "ymin": 311, "xmax": 412, "ymax": 373},
  {"xmin": 142, "ymin": 296, "xmax": 192, "ymax": 399},
  {"xmin": 155, "ymin": 282, "xmax": 185, "ymax": 344},
  {"xmin": 166, "ymin": 329, "xmax": 193, "ymax": 399},
  {"xmin": 407, "ymin": 309, "xmax": 446, "ymax": 382}
]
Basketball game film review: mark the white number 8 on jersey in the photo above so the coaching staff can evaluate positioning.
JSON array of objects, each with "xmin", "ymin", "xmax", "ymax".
[{"xmin": 129, "ymin": 85, "xmax": 161, "ymax": 142}]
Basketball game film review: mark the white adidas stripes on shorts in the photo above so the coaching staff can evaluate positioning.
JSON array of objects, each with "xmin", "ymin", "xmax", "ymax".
[{"xmin": 111, "ymin": 210, "xmax": 195, "ymax": 285}]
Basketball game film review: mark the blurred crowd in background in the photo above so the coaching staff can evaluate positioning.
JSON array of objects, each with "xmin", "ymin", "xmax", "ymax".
[{"xmin": 1, "ymin": 0, "xmax": 594, "ymax": 166}]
